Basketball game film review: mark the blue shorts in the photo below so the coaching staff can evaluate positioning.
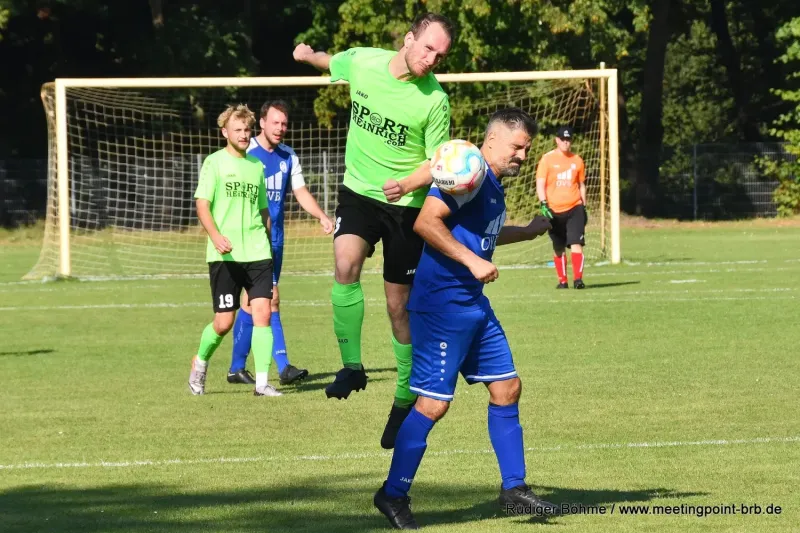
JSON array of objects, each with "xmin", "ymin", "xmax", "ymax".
[
  {"xmin": 272, "ymin": 245, "xmax": 283, "ymax": 285},
  {"xmin": 409, "ymin": 305, "xmax": 517, "ymax": 402}
]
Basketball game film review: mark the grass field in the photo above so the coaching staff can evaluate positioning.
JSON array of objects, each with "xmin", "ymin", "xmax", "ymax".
[{"xmin": 1, "ymin": 220, "xmax": 799, "ymax": 532}]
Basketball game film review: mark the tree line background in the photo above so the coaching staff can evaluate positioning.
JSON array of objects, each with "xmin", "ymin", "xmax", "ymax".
[{"xmin": 1, "ymin": 0, "xmax": 799, "ymax": 217}]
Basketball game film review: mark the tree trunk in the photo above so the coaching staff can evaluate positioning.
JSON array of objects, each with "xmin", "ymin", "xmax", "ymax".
[
  {"xmin": 635, "ymin": 0, "xmax": 671, "ymax": 216},
  {"xmin": 709, "ymin": 0, "xmax": 760, "ymax": 141}
]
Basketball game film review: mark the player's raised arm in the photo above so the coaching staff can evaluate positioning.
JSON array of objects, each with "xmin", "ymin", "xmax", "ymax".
[
  {"xmin": 293, "ymin": 43, "xmax": 332, "ymax": 72},
  {"xmin": 413, "ymin": 196, "xmax": 498, "ymax": 283}
]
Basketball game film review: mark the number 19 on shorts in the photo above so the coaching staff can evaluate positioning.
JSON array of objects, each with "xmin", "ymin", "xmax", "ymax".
[{"xmin": 218, "ymin": 294, "xmax": 234, "ymax": 309}]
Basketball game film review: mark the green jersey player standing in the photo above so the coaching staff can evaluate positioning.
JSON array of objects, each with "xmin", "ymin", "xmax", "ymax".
[
  {"xmin": 293, "ymin": 13, "xmax": 454, "ymax": 449},
  {"xmin": 188, "ymin": 104, "xmax": 281, "ymax": 398}
]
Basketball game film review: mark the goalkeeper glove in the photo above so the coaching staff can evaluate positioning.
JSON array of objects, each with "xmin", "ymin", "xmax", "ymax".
[
  {"xmin": 540, "ymin": 200, "xmax": 554, "ymax": 219},
  {"xmin": 583, "ymin": 204, "xmax": 589, "ymax": 224}
]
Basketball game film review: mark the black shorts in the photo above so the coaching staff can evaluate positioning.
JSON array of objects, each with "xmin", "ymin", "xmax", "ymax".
[
  {"xmin": 334, "ymin": 186, "xmax": 424, "ymax": 284},
  {"xmin": 208, "ymin": 260, "xmax": 274, "ymax": 312},
  {"xmin": 548, "ymin": 205, "xmax": 587, "ymax": 248}
]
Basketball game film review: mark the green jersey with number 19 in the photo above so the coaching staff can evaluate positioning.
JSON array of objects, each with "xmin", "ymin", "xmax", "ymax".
[
  {"xmin": 194, "ymin": 148, "xmax": 271, "ymax": 263},
  {"xmin": 329, "ymin": 47, "xmax": 450, "ymax": 208}
]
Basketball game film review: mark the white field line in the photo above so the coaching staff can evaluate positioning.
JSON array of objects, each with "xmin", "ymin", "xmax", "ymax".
[
  {"xmin": 2, "ymin": 258, "xmax": 799, "ymax": 288},
  {"xmin": 1, "ymin": 435, "xmax": 797, "ymax": 471},
  {"xmin": 0, "ymin": 289, "xmax": 796, "ymax": 313},
  {"xmin": 2, "ymin": 265, "xmax": 800, "ymax": 294}
]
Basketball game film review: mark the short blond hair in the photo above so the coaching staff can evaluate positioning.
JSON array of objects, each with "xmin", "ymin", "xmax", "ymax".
[{"xmin": 217, "ymin": 104, "xmax": 255, "ymax": 129}]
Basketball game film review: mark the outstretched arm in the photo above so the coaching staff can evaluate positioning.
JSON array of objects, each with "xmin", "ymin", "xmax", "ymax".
[
  {"xmin": 414, "ymin": 196, "xmax": 498, "ymax": 283},
  {"xmin": 294, "ymin": 186, "xmax": 333, "ymax": 233},
  {"xmin": 496, "ymin": 216, "xmax": 551, "ymax": 246},
  {"xmin": 293, "ymin": 43, "xmax": 332, "ymax": 72}
]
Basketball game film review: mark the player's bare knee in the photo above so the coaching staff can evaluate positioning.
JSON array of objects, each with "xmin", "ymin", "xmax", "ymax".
[
  {"xmin": 213, "ymin": 312, "xmax": 235, "ymax": 335},
  {"xmin": 416, "ymin": 396, "xmax": 450, "ymax": 422},
  {"xmin": 553, "ymin": 246, "xmax": 566, "ymax": 256},
  {"xmin": 334, "ymin": 257, "xmax": 362, "ymax": 284},
  {"xmin": 571, "ymin": 244, "xmax": 583, "ymax": 254},
  {"xmin": 385, "ymin": 298, "xmax": 408, "ymax": 326},
  {"xmin": 249, "ymin": 297, "xmax": 272, "ymax": 327},
  {"xmin": 488, "ymin": 377, "xmax": 522, "ymax": 406}
]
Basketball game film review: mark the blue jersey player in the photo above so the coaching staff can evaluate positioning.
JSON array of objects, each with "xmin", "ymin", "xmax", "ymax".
[
  {"xmin": 227, "ymin": 100, "xmax": 334, "ymax": 387},
  {"xmin": 373, "ymin": 108, "xmax": 560, "ymax": 528}
]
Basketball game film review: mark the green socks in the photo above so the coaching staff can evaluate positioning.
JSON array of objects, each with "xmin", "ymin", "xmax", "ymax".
[
  {"xmin": 197, "ymin": 323, "xmax": 224, "ymax": 362},
  {"xmin": 251, "ymin": 326, "xmax": 274, "ymax": 388},
  {"xmin": 332, "ymin": 281, "xmax": 364, "ymax": 369},
  {"xmin": 392, "ymin": 335, "xmax": 417, "ymax": 407}
]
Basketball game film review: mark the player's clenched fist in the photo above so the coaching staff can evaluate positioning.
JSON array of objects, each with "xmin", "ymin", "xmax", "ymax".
[
  {"xmin": 293, "ymin": 43, "xmax": 315, "ymax": 63},
  {"xmin": 468, "ymin": 257, "xmax": 499, "ymax": 284},
  {"xmin": 382, "ymin": 179, "xmax": 405, "ymax": 203},
  {"xmin": 211, "ymin": 234, "xmax": 233, "ymax": 255}
]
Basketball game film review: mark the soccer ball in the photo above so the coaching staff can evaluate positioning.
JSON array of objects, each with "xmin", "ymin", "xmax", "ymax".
[{"xmin": 430, "ymin": 139, "xmax": 486, "ymax": 195}]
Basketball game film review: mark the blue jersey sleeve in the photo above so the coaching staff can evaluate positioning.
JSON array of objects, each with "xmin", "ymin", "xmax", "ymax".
[{"xmin": 427, "ymin": 181, "xmax": 484, "ymax": 213}]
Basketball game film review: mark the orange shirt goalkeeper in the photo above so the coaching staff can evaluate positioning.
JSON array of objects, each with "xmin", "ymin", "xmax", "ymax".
[{"xmin": 535, "ymin": 125, "xmax": 587, "ymax": 289}]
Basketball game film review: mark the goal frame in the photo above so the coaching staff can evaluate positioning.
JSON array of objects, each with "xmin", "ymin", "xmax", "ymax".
[{"xmin": 52, "ymin": 69, "xmax": 620, "ymax": 277}]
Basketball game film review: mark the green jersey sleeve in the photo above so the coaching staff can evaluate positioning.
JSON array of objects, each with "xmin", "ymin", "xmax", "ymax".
[
  {"xmin": 424, "ymin": 94, "xmax": 451, "ymax": 159},
  {"xmin": 330, "ymin": 48, "xmax": 361, "ymax": 82},
  {"xmin": 194, "ymin": 156, "xmax": 218, "ymax": 201}
]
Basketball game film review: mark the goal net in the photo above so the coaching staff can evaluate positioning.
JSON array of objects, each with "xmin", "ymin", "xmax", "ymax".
[{"xmin": 26, "ymin": 72, "xmax": 619, "ymax": 280}]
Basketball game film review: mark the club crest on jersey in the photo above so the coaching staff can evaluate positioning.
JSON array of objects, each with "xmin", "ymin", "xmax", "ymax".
[{"xmin": 280, "ymin": 161, "xmax": 288, "ymax": 173}]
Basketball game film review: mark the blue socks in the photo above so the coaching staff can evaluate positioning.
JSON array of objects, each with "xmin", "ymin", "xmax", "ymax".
[
  {"xmin": 385, "ymin": 408, "xmax": 436, "ymax": 498},
  {"xmin": 488, "ymin": 402, "xmax": 526, "ymax": 490},
  {"xmin": 229, "ymin": 309, "xmax": 253, "ymax": 373},
  {"xmin": 270, "ymin": 312, "xmax": 289, "ymax": 373},
  {"xmin": 230, "ymin": 309, "xmax": 291, "ymax": 373}
]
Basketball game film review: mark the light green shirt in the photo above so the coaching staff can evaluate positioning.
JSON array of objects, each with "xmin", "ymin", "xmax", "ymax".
[
  {"xmin": 330, "ymin": 47, "xmax": 451, "ymax": 208},
  {"xmin": 194, "ymin": 148, "xmax": 271, "ymax": 263}
]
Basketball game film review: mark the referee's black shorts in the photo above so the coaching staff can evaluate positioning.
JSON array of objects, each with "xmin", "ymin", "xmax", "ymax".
[
  {"xmin": 333, "ymin": 186, "xmax": 424, "ymax": 285},
  {"xmin": 548, "ymin": 205, "xmax": 587, "ymax": 248}
]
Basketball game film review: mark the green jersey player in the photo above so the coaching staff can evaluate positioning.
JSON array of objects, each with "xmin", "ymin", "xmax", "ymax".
[
  {"xmin": 188, "ymin": 104, "xmax": 280, "ymax": 397},
  {"xmin": 293, "ymin": 13, "xmax": 454, "ymax": 449}
]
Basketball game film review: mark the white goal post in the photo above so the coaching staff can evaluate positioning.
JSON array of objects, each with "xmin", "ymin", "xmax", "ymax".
[{"xmin": 28, "ymin": 69, "xmax": 620, "ymax": 280}]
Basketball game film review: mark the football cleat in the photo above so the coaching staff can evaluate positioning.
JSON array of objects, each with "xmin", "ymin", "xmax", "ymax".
[
  {"xmin": 374, "ymin": 483, "xmax": 419, "ymax": 530},
  {"xmin": 279, "ymin": 364, "xmax": 309, "ymax": 385},
  {"xmin": 253, "ymin": 384, "xmax": 283, "ymax": 397},
  {"xmin": 227, "ymin": 369, "xmax": 256, "ymax": 385},
  {"xmin": 188, "ymin": 357, "xmax": 207, "ymax": 395},
  {"xmin": 499, "ymin": 484, "xmax": 561, "ymax": 517},
  {"xmin": 556, "ymin": 282, "xmax": 569, "ymax": 289},
  {"xmin": 324, "ymin": 366, "xmax": 368, "ymax": 399},
  {"xmin": 573, "ymin": 279, "xmax": 585, "ymax": 289},
  {"xmin": 381, "ymin": 403, "xmax": 414, "ymax": 450}
]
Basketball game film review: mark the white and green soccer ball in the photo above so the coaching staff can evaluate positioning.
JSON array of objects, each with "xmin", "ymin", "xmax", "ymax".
[{"xmin": 430, "ymin": 139, "xmax": 487, "ymax": 195}]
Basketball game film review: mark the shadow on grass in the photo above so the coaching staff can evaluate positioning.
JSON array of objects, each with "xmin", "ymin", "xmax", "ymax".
[
  {"xmin": 582, "ymin": 281, "xmax": 642, "ymax": 290},
  {"xmin": 0, "ymin": 477, "xmax": 706, "ymax": 533},
  {"xmin": 0, "ymin": 349, "xmax": 55, "ymax": 357}
]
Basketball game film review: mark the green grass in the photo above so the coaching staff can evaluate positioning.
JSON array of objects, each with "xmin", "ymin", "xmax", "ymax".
[{"xmin": 1, "ymin": 221, "xmax": 799, "ymax": 532}]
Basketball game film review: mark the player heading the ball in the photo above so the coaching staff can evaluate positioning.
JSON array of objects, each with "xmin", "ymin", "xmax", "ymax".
[{"xmin": 373, "ymin": 108, "xmax": 559, "ymax": 529}]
